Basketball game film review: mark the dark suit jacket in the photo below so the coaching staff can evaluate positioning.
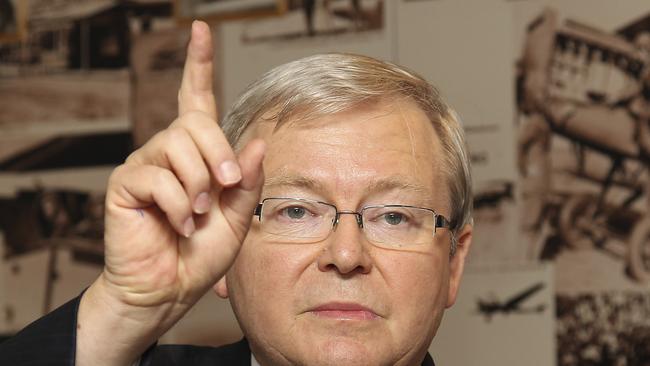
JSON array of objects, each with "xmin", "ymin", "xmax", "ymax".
[{"xmin": 0, "ymin": 295, "xmax": 436, "ymax": 365}]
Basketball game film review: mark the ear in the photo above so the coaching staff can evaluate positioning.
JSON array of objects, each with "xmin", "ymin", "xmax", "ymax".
[
  {"xmin": 213, "ymin": 275, "xmax": 229, "ymax": 299},
  {"xmin": 446, "ymin": 223, "xmax": 473, "ymax": 308}
]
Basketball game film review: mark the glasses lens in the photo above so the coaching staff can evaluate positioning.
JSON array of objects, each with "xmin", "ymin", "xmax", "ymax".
[
  {"xmin": 362, "ymin": 206, "xmax": 435, "ymax": 247},
  {"xmin": 260, "ymin": 198, "xmax": 334, "ymax": 242}
]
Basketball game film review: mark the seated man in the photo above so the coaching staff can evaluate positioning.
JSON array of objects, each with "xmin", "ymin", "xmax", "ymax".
[{"xmin": 0, "ymin": 21, "xmax": 473, "ymax": 366}]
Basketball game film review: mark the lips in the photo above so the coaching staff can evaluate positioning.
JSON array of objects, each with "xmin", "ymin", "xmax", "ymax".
[{"xmin": 309, "ymin": 302, "xmax": 380, "ymax": 320}]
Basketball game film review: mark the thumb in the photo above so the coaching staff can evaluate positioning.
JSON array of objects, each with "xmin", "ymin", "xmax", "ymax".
[{"xmin": 219, "ymin": 138, "xmax": 266, "ymax": 241}]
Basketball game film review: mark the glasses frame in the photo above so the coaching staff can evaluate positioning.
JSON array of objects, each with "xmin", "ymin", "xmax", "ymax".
[{"xmin": 253, "ymin": 197, "xmax": 451, "ymax": 245}]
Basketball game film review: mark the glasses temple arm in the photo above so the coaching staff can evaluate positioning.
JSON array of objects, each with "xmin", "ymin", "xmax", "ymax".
[
  {"xmin": 435, "ymin": 214, "xmax": 451, "ymax": 230},
  {"xmin": 254, "ymin": 204, "xmax": 263, "ymax": 220}
]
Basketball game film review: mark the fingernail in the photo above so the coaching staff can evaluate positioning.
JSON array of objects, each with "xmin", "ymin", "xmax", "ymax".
[
  {"xmin": 183, "ymin": 217, "xmax": 196, "ymax": 238},
  {"xmin": 191, "ymin": 20, "xmax": 199, "ymax": 35},
  {"xmin": 217, "ymin": 160, "xmax": 242, "ymax": 185},
  {"xmin": 192, "ymin": 20, "xmax": 206, "ymax": 37},
  {"xmin": 194, "ymin": 192, "xmax": 211, "ymax": 214}
]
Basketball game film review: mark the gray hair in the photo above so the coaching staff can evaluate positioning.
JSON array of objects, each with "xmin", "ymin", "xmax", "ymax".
[{"xmin": 221, "ymin": 53, "xmax": 472, "ymax": 255}]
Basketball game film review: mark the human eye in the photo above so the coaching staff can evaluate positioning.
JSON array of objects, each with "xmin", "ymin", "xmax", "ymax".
[
  {"xmin": 367, "ymin": 207, "xmax": 418, "ymax": 229},
  {"xmin": 269, "ymin": 200, "xmax": 321, "ymax": 223},
  {"xmin": 281, "ymin": 205, "xmax": 309, "ymax": 220},
  {"xmin": 382, "ymin": 211, "xmax": 407, "ymax": 226}
]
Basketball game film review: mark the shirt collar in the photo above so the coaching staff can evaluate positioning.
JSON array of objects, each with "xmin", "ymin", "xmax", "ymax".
[
  {"xmin": 251, "ymin": 353, "xmax": 261, "ymax": 366},
  {"xmin": 251, "ymin": 352, "xmax": 435, "ymax": 366}
]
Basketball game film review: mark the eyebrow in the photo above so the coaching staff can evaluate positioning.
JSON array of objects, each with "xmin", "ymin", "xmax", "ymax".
[
  {"xmin": 264, "ymin": 172, "xmax": 431, "ymax": 198},
  {"xmin": 365, "ymin": 177, "xmax": 431, "ymax": 197},
  {"xmin": 264, "ymin": 173, "xmax": 325, "ymax": 191}
]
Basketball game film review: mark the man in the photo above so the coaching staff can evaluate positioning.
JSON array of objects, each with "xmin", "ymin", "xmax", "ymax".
[{"xmin": 0, "ymin": 21, "xmax": 473, "ymax": 365}]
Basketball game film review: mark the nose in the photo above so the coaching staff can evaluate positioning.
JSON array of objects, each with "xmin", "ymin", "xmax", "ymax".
[{"xmin": 316, "ymin": 213, "xmax": 373, "ymax": 275}]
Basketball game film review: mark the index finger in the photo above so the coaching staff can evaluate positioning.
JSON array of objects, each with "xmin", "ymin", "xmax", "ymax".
[{"xmin": 178, "ymin": 20, "xmax": 217, "ymax": 119}]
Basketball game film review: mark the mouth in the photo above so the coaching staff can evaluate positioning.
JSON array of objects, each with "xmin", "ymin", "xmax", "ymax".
[{"xmin": 309, "ymin": 302, "xmax": 380, "ymax": 320}]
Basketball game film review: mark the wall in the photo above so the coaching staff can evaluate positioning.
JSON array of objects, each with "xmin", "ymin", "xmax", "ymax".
[{"xmin": 2, "ymin": 1, "xmax": 650, "ymax": 365}]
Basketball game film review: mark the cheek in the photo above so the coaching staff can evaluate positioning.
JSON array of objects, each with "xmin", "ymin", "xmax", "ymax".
[
  {"xmin": 384, "ymin": 253, "xmax": 450, "ymax": 336},
  {"xmin": 229, "ymin": 239, "xmax": 316, "ymax": 323}
]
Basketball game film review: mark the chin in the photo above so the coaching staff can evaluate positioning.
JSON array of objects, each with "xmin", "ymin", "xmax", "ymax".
[
  {"xmin": 311, "ymin": 339, "xmax": 384, "ymax": 366},
  {"xmin": 299, "ymin": 330, "xmax": 418, "ymax": 366}
]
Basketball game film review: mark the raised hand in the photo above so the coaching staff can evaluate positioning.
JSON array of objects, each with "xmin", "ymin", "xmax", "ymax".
[{"xmin": 76, "ymin": 21, "xmax": 265, "ymax": 366}]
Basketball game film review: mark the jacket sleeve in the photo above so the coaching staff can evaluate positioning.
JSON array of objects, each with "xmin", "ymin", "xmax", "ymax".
[{"xmin": 0, "ymin": 293, "xmax": 83, "ymax": 366}]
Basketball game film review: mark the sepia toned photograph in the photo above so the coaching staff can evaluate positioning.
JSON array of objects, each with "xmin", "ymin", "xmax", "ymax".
[
  {"xmin": 431, "ymin": 264, "xmax": 555, "ymax": 366},
  {"xmin": 557, "ymin": 292, "xmax": 650, "ymax": 366},
  {"xmin": 5, "ymin": 0, "xmax": 132, "ymax": 74},
  {"xmin": 0, "ymin": 0, "xmax": 175, "ymax": 126},
  {"xmin": 130, "ymin": 26, "xmax": 223, "ymax": 146},
  {"xmin": 241, "ymin": 0, "xmax": 383, "ymax": 43},
  {"xmin": 174, "ymin": 0, "xmax": 287, "ymax": 23},
  {"xmin": 466, "ymin": 179, "xmax": 522, "ymax": 266},
  {"xmin": 0, "ymin": 0, "xmax": 135, "ymax": 128},
  {"xmin": 0, "ymin": 132, "xmax": 132, "ymax": 172},
  {"xmin": 0, "ymin": 72, "xmax": 130, "ymax": 128},
  {"xmin": 517, "ymin": 6, "xmax": 650, "ymax": 286},
  {"xmin": 0, "ymin": 188, "xmax": 105, "ymax": 328},
  {"xmin": 131, "ymin": 28, "xmax": 187, "ymax": 146},
  {"xmin": 0, "ymin": 189, "xmax": 105, "ymax": 259},
  {"xmin": 0, "ymin": 0, "xmax": 25, "ymax": 43},
  {"xmin": 516, "ymin": 5, "xmax": 650, "ymax": 364}
]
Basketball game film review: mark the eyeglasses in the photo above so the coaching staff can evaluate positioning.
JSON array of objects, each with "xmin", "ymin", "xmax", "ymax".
[{"xmin": 253, "ymin": 197, "xmax": 451, "ymax": 249}]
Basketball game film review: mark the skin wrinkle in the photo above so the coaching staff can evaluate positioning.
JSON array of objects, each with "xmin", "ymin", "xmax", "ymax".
[
  {"xmin": 260, "ymin": 104, "xmax": 438, "ymax": 208},
  {"xmin": 396, "ymin": 100, "xmax": 459, "ymax": 239},
  {"xmin": 213, "ymin": 53, "xmax": 473, "ymax": 364},
  {"xmin": 254, "ymin": 243, "xmax": 343, "ymax": 366},
  {"xmin": 221, "ymin": 100, "xmax": 463, "ymax": 366},
  {"xmin": 263, "ymin": 171, "xmax": 433, "ymax": 208},
  {"xmin": 252, "ymin": 260, "xmax": 291, "ymax": 362},
  {"xmin": 223, "ymin": 56, "xmax": 473, "ymax": 240},
  {"xmin": 396, "ymin": 100, "xmax": 419, "ymax": 173}
]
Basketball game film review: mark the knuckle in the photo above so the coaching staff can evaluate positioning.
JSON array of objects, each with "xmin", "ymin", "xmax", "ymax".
[
  {"xmin": 153, "ymin": 170, "xmax": 188, "ymax": 210},
  {"xmin": 168, "ymin": 115, "xmax": 184, "ymax": 129},
  {"xmin": 154, "ymin": 168, "xmax": 176, "ymax": 187},
  {"xmin": 179, "ymin": 110, "xmax": 211, "ymax": 125},
  {"xmin": 126, "ymin": 129, "xmax": 169, "ymax": 162},
  {"xmin": 182, "ymin": 168, "xmax": 211, "ymax": 197},
  {"xmin": 191, "ymin": 168, "xmax": 211, "ymax": 192},
  {"xmin": 151, "ymin": 127, "xmax": 170, "ymax": 143},
  {"xmin": 108, "ymin": 164, "xmax": 129, "ymax": 185},
  {"xmin": 166, "ymin": 126, "xmax": 190, "ymax": 144},
  {"xmin": 124, "ymin": 149, "xmax": 142, "ymax": 164}
]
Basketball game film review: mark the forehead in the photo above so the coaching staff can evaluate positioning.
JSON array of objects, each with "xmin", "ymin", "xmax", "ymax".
[{"xmin": 245, "ymin": 99, "xmax": 448, "ymax": 204}]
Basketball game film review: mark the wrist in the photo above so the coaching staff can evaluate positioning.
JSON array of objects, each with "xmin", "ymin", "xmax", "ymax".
[{"xmin": 75, "ymin": 277, "xmax": 173, "ymax": 366}]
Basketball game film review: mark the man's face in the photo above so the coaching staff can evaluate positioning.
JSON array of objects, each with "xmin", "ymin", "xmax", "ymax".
[{"xmin": 216, "ymin": 99, "xmax": 471, "ymax": 366}]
